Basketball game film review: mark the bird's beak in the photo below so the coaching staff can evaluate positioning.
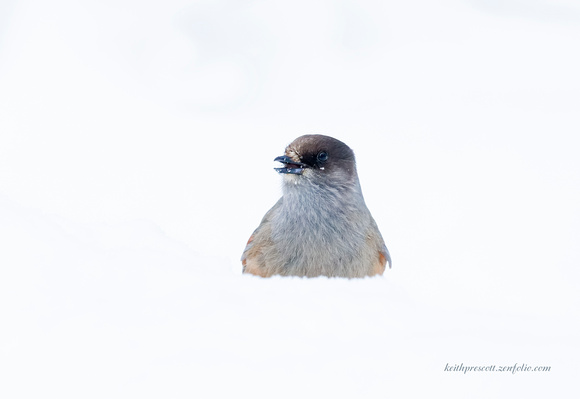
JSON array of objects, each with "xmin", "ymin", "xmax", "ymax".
[{"xmin": 274, "ymin": 155, "xmax": 307, "ymax": 175}]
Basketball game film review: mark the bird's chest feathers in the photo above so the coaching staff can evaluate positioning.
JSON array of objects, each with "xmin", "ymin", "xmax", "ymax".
[{"xmin": 271, "ymin": 188, "xmax": 368, "ymax": 256}]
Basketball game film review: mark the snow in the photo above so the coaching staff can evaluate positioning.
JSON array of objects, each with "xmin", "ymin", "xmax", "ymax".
[{"xmin": 1, "ymin": 1, "xmax": 579, "ymax": 398}]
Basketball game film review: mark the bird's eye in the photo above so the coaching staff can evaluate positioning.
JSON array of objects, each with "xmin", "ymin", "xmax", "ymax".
[{"xmin": 317, "ymin": 151, "xmax": 328, "ymax": 162}]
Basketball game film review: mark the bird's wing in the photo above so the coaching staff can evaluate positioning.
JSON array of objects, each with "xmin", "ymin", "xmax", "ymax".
[
  {"xmin": 369, "ymin": 216, "xmax": 391, "ymax": 273},
  {"xmin": 379, "ymin": 244, "xmax": 392, "ymax": 269},
  {"xmin": 241, "ymin": 198, "xmax": 283, "ymax": 276}
]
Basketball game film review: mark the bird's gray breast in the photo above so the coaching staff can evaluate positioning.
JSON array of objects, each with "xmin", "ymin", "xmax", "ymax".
[{"xmin": 269, "ymin": 186, "xmax": 370, "ymax": 276}]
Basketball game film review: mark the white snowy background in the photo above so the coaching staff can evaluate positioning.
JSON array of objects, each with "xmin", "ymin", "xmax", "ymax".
[{"xmin": 1, "ymin": 0, "xmax": 579, "ymax": 398}]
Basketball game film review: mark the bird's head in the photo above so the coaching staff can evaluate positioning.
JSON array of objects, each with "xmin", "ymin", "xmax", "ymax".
[{"xmin": 274, "ymin": 135, "xmax": 358, "ymax": 189}]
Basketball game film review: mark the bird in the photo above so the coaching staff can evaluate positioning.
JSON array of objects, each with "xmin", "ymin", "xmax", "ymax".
[{"xmin": 241, "ymin": 134, "xmax": 391, "ymax": 278}]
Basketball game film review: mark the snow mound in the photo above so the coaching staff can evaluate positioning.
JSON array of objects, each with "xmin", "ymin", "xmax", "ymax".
[{"xmin": 0, "ymin": 199, "xmax": 576, "ymax": 398}]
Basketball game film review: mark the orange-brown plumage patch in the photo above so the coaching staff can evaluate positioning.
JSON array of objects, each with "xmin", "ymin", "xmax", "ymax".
[
  {"xmin": 243, "ymin": 259, "xmax": 273, "ymax": 278},
  {"xmin": 379, "ymin": 252, "xmax": 387, "ymax": 268},
  {"xmin": 246, "ymin": 235, "xmax": 254, "ymax": 245},
  {"xmin": 370, "ymin": 252, "xmax": 387, "ymax": 276}
]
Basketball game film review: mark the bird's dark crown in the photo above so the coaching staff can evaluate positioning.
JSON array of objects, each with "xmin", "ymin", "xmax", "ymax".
[{"xmin": 285, "ymin": 134, "xmax": 355, "ymax": 170}]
